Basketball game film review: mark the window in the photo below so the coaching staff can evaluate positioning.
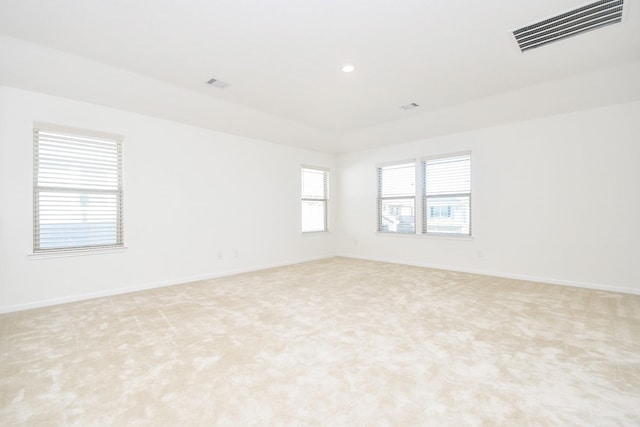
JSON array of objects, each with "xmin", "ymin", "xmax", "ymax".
[
  {"xmin": 33, "ymin": 125, "xmax": 124, "ymax": 253},
  {"xmin": 377, "ymin": 161, "xmax": 415, "ymax": 233},
  {"xmin": 301, "ymin": 166, "xmax": 329, "ymax": 232},
  {"xmin": 376, "ymin": 153, "xmax": 471, "ymax": 236},
  {"xmin": 422, "ymin": 153, "xmax": 471, "ymax": 235}
]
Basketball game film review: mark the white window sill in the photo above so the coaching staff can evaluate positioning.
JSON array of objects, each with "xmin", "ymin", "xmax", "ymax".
[
  {"xmin": 375, "ymin": 232, "xmax": 473, "ymax": 241},
  {"xmin": 302, "ymin": 230, "xmax": 330, "ymax": 235},
  {"xmin": 28, "ymin": 247, "xmax": 128, "ymax": 260}
]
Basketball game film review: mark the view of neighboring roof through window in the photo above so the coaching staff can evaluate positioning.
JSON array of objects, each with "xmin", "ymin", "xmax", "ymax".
[
  {"xmin": 377, "ymin": 161, "xmax": 416, "ymax": 234},
  {"xmin": 377, "ymin": 153, "xmax": 471, "ymax": 236},
  {"xmin": 422, "ymin": 153, "xmax": 471, "ymax": 236}
]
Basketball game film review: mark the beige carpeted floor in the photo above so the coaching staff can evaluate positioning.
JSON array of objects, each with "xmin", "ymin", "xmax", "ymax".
[{"xmin": 1, "ymin": 257, "xmax": 639, "ymax": 426}]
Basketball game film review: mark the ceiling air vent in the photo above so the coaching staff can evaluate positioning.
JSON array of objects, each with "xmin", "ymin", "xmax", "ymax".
[
  {"xmin": 206, "ymin": 78, "xmax": 231, "ymax": 89},
  {"xmin": 513, "ymin": 0, "xmax": 624, "ymax": 52},
  {"xmin": 400, "ymin": 102, "xmax": 420, "ymax": 110}
]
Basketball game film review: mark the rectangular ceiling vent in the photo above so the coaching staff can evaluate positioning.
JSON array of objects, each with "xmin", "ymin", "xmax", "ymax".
[
  {"xmin": 206, "ymin": 78, "xmax": 231, "ymax": 89},
  {"xmin": 513, "ymin": 0, "xmax": 624, "ymax": 52},
  {"xmin": 400, "ymin": 102, "xmax": 420, "ymax": 110}
]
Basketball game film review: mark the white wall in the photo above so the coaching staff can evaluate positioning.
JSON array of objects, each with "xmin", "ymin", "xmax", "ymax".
[
  {"xmin": 337, "ymin": 100, "xmax": 640, "ymax": 294},
  {"xmin": 2, "ymin": 86, "xmax": 639, "ymax": 313},
  {"xmin": 0, "ymin": 86, "xmax": 336, "ymax": 312}
]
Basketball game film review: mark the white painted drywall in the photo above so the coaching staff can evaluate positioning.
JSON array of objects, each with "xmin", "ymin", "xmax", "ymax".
[
  {"xmin": 336, "ymin": 100, "xmax": 640, "ymax": 294},
  {"xmin": 0, "ymin": 36, "xmax": 340, "ymax": 153},
  {"xmin": 0, "ymin": 86, "xmax": 336, "ymax": 311},
  {"xmin": 2, "ymin": 86, "xmax": 639, "ymax": 312}
]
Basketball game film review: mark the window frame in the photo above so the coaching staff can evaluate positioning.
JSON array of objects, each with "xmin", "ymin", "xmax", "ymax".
[
  {"xmin": 376, "ymin": 152, "xmax": 472, "ymax": 237},
  {"xmin": 376, "ymin": 159, "xmax": 417, "ymax": 234},
  {"xmin": 33, "ymin": 123, "xmax": 124, "ymax": 254},
  {"xmin": 301, "ymin": 165, "xmax": 329, "ymax": 233},
  {"xmin": 421, "ymin": 152, "xmax": 471, "ymax": 237}
]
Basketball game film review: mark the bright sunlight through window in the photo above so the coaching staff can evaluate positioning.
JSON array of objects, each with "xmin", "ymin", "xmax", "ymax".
[{"xmin": 301, "ymin": 166, "xmax": 329, "ymax": 232}]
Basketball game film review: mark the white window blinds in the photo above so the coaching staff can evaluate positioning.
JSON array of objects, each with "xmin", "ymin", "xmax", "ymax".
[
  {"xmin": 301, "ymin": 166, "xmax": 329, "ymax": 232},
  {"xmin": 422, "ymin": 153, "xmax": 471, "ymax": 235},
  {"xmin": 33, "ymin": 126, "xmax": 124, "ymax": 252},
  {"xmin": 377, "ymin": 161, "xmax": 415, "ymax": 233}
]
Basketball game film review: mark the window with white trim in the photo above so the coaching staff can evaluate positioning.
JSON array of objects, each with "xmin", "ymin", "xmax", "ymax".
[
  {"xmin": 301, "ymin": 166, "xmax": 329, "ymax": 232},
  {"xmin": 377, "ymin": 161, "xmax": 415, "ymax": 233},
  {"xmin": 33, "ymin": 125, "xmax": 124, "ymax": 253},
  {"xmin": 422, "ymin": 153, "xmax": 471, "ymax": 235}
]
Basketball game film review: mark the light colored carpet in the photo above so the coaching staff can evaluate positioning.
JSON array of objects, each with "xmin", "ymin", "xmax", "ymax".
[{"xmin": 1, "ymin": 257, "xmax": 639, "ymax": 426}]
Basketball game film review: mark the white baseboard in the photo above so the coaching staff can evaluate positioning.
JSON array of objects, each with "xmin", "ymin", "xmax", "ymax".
[
  {"xmin": 0, "ymin": 254, "xmax": 335, "ymax": 314},
  {"xmin": 4, "ymin": 252, "xmax": 636, "ymax": 314},
  {"xmin": 337, "ymin": 253, "xmax": 640, "ymax": 295}
]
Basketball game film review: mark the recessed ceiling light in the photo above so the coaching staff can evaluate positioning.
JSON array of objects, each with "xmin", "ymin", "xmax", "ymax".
[{"xmin": 342, "ymin": 64, "xmax": 355, "ymax": 73}]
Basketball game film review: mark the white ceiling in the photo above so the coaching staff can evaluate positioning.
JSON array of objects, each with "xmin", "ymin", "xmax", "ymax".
[{"xmin": 1, "ymin": 0, "xmax": 639, "ymax": 153}]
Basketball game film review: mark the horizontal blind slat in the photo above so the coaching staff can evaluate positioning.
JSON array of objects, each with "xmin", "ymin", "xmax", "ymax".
[
  {"xmin": 378, "ymin": 162, "xmax": 415, "ymax": 197},
  {"xmin": 34, "ymin": 126, "xmax": 124, "ymax": 252},
  {"xmin": 422, "ymin": 154, "xmax": 471, "ymax": 235},
  {"xmin": 377, "ymin": 161, "xmax": 416, "ymax": 233}
]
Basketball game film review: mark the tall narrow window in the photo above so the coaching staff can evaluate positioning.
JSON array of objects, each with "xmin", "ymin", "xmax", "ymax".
[
  {"xmin": 377, "ymin": 161, "xmax": 415, "ymax": 233},
  {"xmin": 301, "ymin": 166, "xmax": 329, "ymax": 232},
  {"xmin": 33, "ymin": 125, "xmax": 124, "ymax": 253},
  {"xmin": 422, "ymin": 153, "xmax": 471, "ymax": 235}
]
